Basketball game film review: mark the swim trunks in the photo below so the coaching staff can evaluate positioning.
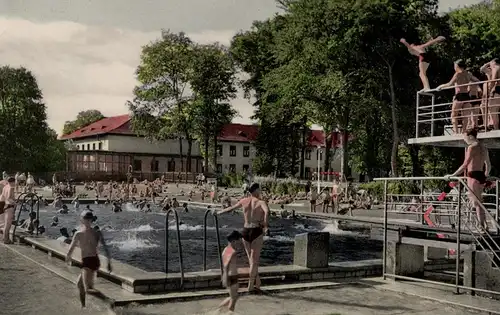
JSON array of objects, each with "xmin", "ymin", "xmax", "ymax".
[
  {"xmin": 418, "ymin": 51, "xmax": 436, "ymax": 64},
  {"xmin": 227, "ymin": 275, "xmax": 239, "ymax": 287},
  {"xmin": 468, "ymin": 171, "xmax": 486, "ymax": 185},
  {"xmin": 454, "ymin": 92, "xmax": 470, "ymax": 102},
  {"xmin": 82, "ymin": 256, "xmax": 101, "ymax": 271},
  {"xmin": 242, "ymin": 227, "xmax": 263, "ymax": 243}
]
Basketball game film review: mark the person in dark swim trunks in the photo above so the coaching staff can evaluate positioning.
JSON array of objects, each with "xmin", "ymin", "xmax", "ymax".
[
  {"xmin": 66, "ymin": 210, "xmax": 112, "ymax": 308},
  {"xmin": 446, "ymin": 128, "xmax": 491, "ymax": 231},
  {"xmin": 218, "ymin": 230, "xmax": 242, "ymax": 312},
  {"xmin": 216, "ymin": 183, "xmax": 269, "ymax": 293},
  {"xmin": 400, "ymin": 36, "xmax": 445, "ymax": 91},
  {"xmin": 437, "ymin": 60, "xmax": 480, "ymax": 133}
]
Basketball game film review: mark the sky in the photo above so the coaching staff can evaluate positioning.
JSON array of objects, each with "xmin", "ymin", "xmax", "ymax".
[{"xmin": 0, "ymin": 0, "xmax": 483, "ymax": 134}]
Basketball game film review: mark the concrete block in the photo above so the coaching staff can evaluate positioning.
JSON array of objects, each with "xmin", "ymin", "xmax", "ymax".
[
  {"xmin": 133, "ymin": 284, "xmax": 150, "ymax": 293},
  {"xmin": 386, "ymin": 242, "xmax": 424, "ymax": 277},
  {"xmin": 425, "ymin": 246, "xmax": 448, "ymax": 260},
  {"xmin": 293, "ymin": 232, "xmax": 329, "ymax": 268},
  {"xmin": 463, "ymin": 250, "xmax": 475, "ymax": 294},
  {"xmin": 312, "ymin": 273, "xmax": 323, "ymax": 280}
]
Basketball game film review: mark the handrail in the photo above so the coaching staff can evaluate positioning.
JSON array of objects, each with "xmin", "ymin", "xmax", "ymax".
[
  {"xmin": 203, "ymin": 207, "xmax": 223, "ymax": 274},
  {"xmin": 12, "ymin": 192, "xmax": 40, "ymax": 237},
  {"xmin": 419, "ymin": 78, "xmax": 500, "ymax": 94},
  {"xmin": 164, "ymin": 209, "xmax": 184, "ymax": 289}
]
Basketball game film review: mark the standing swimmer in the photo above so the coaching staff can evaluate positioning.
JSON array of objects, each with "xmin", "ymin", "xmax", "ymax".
[
  {"xmin": 66, "ymin": 210, "xmax": 112, "ymax": 308},
  {"xmin": 218, "ymin": 230, "xmax": 242, "ymax": 312}
]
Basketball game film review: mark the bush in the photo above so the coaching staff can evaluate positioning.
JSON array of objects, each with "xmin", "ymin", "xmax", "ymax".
[
  {"xmin": 218, "ymin": 172, "xmax": 246, "ymax": 188},
  {"xmin": 253, "ymin": 176, "xmax": 304, "ymax": 195}
]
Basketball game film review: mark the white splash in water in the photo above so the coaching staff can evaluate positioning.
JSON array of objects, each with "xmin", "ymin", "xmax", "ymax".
[
  {"xmin": 321, "ymin": 220, "xmax": 356, "ymax": 235},
  {"xmin": 124, "ymin": 203, "xmax": 140, "ymax": 212},
  {"xmin": 107, "ymin": 235, "xmax": 159, "ymax": 251},
  {"xmin": 294, "ymin": 223, "xmax": 315, "ymax": 231},
  {"xmin": 124, "ymin": 224, "xmax": 156, "ymax": 232},
  {"xmin": 168, "ymin": 224, "xmax": 215, "ymax": 231}
]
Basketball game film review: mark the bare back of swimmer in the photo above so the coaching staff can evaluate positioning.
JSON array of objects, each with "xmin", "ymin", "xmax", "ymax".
[
  {"xmin": 217, "ymin": 183, "xmax": 269, "ymax": 292},
  {"xmin": 446, "ymin": 128, "xmax": 491, "ymax": 230}
]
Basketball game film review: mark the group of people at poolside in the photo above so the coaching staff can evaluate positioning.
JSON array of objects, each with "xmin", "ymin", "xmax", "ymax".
[{"xmin": 402, "ymin": 37, "xmax": 500, "ymax": 133}]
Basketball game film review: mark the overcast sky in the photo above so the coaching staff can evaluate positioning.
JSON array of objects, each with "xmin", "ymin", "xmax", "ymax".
[{"xmin": 0, "ymin": 0, "xmax": 482, "ymax": 134}]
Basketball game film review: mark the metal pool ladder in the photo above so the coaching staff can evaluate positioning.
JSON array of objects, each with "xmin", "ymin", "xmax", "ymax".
[
  {"xmin": 203, "ymin": 207, "xmax": 223, "ymax": 274},
  {"xmin": 164, "ymin": 209, "xmax": 185, "ymax": 288},
  {"xmin": 12, "ymin": 192, "xmax": 41, "ymax": 236}
]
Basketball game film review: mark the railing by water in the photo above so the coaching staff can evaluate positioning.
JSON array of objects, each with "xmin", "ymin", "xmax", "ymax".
[
  {"xmin": 416, "ymin": 79, "xmax": 500, "ymax": 138},
  {"xmin": 164, "ymin": 209, "xmax": 184, "ymax": 288},
  {"xmin": 12, "ymin": 192, "xmax": 41, "ymax": 237},
  {"xmin": 375, "ymin": 176, "xmax": 500, "ymax": 296},
  {"xmin": 203, "ymin": 207, "xmax": 223, "ymax": 274}
]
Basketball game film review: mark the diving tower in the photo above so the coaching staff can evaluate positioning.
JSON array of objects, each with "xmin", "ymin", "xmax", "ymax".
[{"xmin": 408, "ymin": 79, "xmax": 500, "ymax": 148}]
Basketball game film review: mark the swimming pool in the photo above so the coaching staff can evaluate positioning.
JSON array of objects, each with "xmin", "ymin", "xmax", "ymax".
[{"xmin": 33, "ymin": 203, "xmax": 382, "ymax": 272}]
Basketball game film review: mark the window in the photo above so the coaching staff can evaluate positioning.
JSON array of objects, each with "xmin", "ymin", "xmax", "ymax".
[
  {"xmin": 217, "ymin": 164, "xmax": 223, "ymax": 173},
  {"xmin": 305, "ymin": 167, "xmax": 311, "ymax": 179},
  {"xmin": 243, "ymin": 146, "xmax": 250, "ymax": 157},
  {"xmin": 92, "ymin": 143, "xmax": 96, "ymax": 150},
  {"xmin": 76, "ymin": 145, "xmax": 80, "ymax": 150},
  {"xmin": 186, "ymin": 160, "xmax": 192, "ymax": 172},
  {"xmin": 317, "ymin": 149, "xmax": 323, "ymax": 160},
  {"xmin": 229, "ymin": 145, "xmax": 236, "ymax": 157},
  {"xmin": 167, "ymin": 160, "xmax": 175, "ymax": 172},
  {"xmin": 305, "ymin": 149, "xmax": 311, "ymax": 160},
  {"xmin": 133, "ymin": 159, "xmax": 142, "ymax": 171},
  {"xmin": 152, "ymin": 160, "xmax": 159, "ymax": 172},
  {"xmin": 243, "ymin": 164, "xmax": 249, "ymax": 172},
  {"xmin": 98, "ymin": 142, "xmax": 102, "ymax": 150},
  {"xmin": 217, "ymin": 145, "xmax": 223, "ymax": 157},
  {"xmin": 86, "ymin": 144, "xmax": 90, "ymax": 150},
  {"xmin": 229, "ymin": 164, "xmax": 236, "ymax": 172}
]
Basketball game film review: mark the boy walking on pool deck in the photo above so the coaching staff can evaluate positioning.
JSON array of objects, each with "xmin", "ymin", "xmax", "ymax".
[
  {"xmin": 218, "ymin": 230, "xmax": 242, "ymax": 312},
  {"xmin": 66, "ymin": 210, "xmax": 112, "ymax": 308}
]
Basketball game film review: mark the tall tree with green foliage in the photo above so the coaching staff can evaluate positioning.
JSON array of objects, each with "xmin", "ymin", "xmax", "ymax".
[
  {"xmin": 62, "ymin": 109, "xmax": 105, "ymax": 135},
  {"xmin": 128, "ymin": 30, "xmax": 195, "ymax": 173},
  {"xmin": 189, "ymin": 43, "xmax": 237, "ymax": 173},
  {"xmin": 0, "ymin": 66, "xmax": 61, "ymax": 171}
]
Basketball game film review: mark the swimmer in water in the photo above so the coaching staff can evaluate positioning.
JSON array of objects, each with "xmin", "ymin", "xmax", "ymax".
[
  {"xmin": 51, "ymin": 216, "xmax": 59, "ymax": 227},
  {"xmin": 72, "ymin": 196, "xmax": 80, "ymax": 210},
  {"xmin": 218, "ymin": 230, "xmax": 242, "ymax": 312},
  {"xmin": 182, "ymin": 203, "xmax": 189, "ymax": 213},
  {"xmin": 66, "ymin": 210, "xmax": 112, "ymax": 308},
  {"xmin": 58, "ymin": 204, "xmax": 69, "ymax": 214}
]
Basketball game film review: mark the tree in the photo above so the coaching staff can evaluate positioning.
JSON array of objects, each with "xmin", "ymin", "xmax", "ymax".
[
  {"xmin": 189, "ymin": 43, "xmax": 237, "ymax": 173},
  {"xmin": 42, "ymin": 128, "xmax": 67, "ymax": 172},
  {"xmin": 0, "ymin": 66, "xmax": 59, "ymax": 171},
  {"xmin": 62, "ymin": 109, "xmax": 105, "ymax": 135},
  {"xmin": 128, "ymin": 30, "xmax": 195, "ymax": 174}
]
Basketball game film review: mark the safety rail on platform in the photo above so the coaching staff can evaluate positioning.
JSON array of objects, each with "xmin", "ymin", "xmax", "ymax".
[
  {"xmin": 12, "ymin": 193, "xmax": 41, "ymax": 237},
  {"xmin": 375, "ymin": 176, "xmax": 500, "ymax": 296},
  {"xmin": 164, "ymin": 209, "xmax": 184, "ymax": 288},
  {"xmin": 203, "ymin": 207, "xmax": 223, "ymax": 274},
  {"xmin": 416, "ymin": 79, "xmax": 500, "ymax": 138}
]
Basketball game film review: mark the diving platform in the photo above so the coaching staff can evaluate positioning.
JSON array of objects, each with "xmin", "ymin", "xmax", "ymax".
[{"xmin": 410, "ymin": 79, "xmax": 500, "ymax": 148}]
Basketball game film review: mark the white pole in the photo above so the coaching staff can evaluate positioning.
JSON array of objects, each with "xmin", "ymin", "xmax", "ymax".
[{"xmin": 317, "ymin": 145, "xmax": 321, "ymax": 194}]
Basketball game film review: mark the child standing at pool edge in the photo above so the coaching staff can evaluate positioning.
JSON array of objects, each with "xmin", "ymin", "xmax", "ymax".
[
  {"xmin": 218, "ymin": 230, "xmax": 242, "ymax": 312},
  {"xmin": 66, "ymin": 210, "xmax": 112, "ymax": 308}
]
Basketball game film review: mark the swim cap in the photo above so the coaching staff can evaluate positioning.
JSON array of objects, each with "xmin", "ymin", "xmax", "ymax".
[{"xmin": 80, "ymin": 210, "xmax": 94, "ymax": 220}]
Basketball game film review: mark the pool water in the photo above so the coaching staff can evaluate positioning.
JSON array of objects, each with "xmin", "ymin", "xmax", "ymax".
[{"xmin": 31, "ymin": 204, "xmax": 382, "ymax": 272}]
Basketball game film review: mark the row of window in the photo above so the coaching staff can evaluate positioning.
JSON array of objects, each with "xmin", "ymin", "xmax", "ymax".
[
  {"xmin": 217, "ymin": 145, "xmax": 250, "ymax": 157},
  {"xmin": 216, "ymin": 164, "xmax": 250, "ymax": 173},
  {"xmin": 76, "ymin": 143, "xmax": 102, "ymax": 151}
]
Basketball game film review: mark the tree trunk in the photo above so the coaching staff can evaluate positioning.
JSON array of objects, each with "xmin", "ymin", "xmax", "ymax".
[
  {"xmin": 186, "ymin": 138, "xmax": 193, "ymax": 183},
  {"xmin": 299, "ymin": 125, "xmax": 307, "ymax": 179},
  {"xmin": 212, "ymin": 134, "xmax": 218, "ymax": 175},
  {"xmin": 323, "ymin": 130, "xmax": 332, "ymax": 176},
  {"xmin": 409, "ymin": 145, "xmax": 421, "ymax": 176},
  {"xmin": 178, "ymin": 137, "xmax": 184, "ymax": 173},
  {"xmin": 203, "ymin": 137, "xmax": 209, "ymax": 175},
  {"xmin": 388, "ymin": 62, "xmax": 400, "ymax": 177}
]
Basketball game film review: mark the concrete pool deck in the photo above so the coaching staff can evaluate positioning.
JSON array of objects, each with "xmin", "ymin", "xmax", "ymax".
[{"xmin": 3, "ymin": 241, "xmax": 500, "ymax": 315}]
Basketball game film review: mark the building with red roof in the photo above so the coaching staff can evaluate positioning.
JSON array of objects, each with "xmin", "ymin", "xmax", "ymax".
[{"xmin": 61, "ymin": 114, "xmax": 344, "ymax": 181}]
